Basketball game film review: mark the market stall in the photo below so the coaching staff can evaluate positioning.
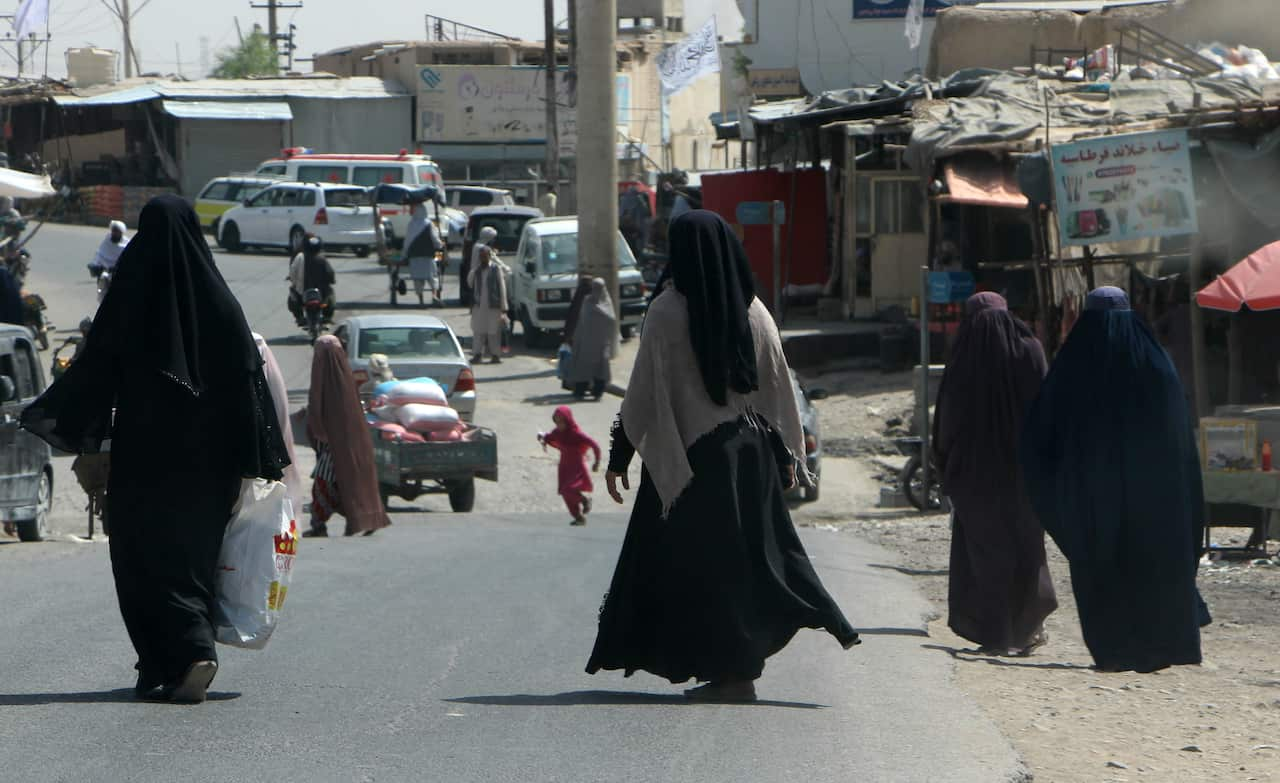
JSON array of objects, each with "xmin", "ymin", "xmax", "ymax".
[{"xmin": 1195, "ymin": 241, "xmax": 1280, "ymax": 556}]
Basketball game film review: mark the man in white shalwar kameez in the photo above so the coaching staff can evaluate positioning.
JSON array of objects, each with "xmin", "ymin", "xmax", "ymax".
[{"xmin": 467, "ymin": 226, "xmax": 508, "ymax": 364}]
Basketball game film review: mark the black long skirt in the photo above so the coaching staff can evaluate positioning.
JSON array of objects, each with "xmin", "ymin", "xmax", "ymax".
[{"xmin": 586, "ymin": 417, "xmax": 859, "ymax": 684}]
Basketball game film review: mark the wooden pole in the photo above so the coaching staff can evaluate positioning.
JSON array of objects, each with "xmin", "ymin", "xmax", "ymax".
[{"xmin": 1189, "ymin": 234, "xmax": 1210, "ymax": 418}]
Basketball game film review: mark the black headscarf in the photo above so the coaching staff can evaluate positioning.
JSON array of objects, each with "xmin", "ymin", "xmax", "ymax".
[
  {"xmin": 0, "ymin": 264, "xmax": 21, "ymax": 325},
  {"xmin": 21, "ymin": 196, "xmax": 287, "ymax": 478},
  {"xmin": 667, "ymin": 210, "xmax": 759, "ymax": 405}
]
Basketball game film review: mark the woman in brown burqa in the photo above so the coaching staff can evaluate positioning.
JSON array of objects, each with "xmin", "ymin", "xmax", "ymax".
[
  {"xmin": 932, "ymin": 292, "xmax": 1057, "ymax": 655},
  {"xmin": 20, "ymin": 195, "xmax": 290, "ymax": 703},
  {"xmin": 304, "ymin": 335, "xmax": 390, "ymax": 537}
]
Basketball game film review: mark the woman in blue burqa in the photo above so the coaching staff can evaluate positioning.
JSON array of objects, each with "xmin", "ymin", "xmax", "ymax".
[
  {"xmin": 932, "ymin": 292, "xmax": 1057, "ymax": 656},
  {"xmin": 1021, "ymin": 286, "xmax": 1210, "ymax": 673},
  {"xmin": 20, "ymin": 196, "xmax": 290, "ymax": 702}
]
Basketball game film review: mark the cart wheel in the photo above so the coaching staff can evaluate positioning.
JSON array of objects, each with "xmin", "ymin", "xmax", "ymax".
[
  {"xmin": 901, "ymin": 456, "xmax": 944, "ymax": 512},
  {"xmin": 447, "ymin": 478, "xmax": 476, "ymax": 513}
]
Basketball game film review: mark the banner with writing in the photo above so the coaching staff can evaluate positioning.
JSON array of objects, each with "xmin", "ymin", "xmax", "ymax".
[
  {"xmin": 658, "ymin": 16, "xmax": 721, "ymax": 96},
  {"xmin": 1051, "ymin": 129, "xmax": 1198, "ymax": 247},
  {"xmin": 853, "ymin": 0, "xmax": 953, "ymax": 19}
]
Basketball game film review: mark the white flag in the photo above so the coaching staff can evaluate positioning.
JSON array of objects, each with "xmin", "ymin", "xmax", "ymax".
[
  {"xmin": 13, "ymin": 0, "xmax": 49, "ymax": 40},
  {"xmin": 657, "ymin": 16, "xmax": 721, "ymax": 97},
  {"xmin": 905, "ymin": 0, "xmax": 925, "ymax": 50}
]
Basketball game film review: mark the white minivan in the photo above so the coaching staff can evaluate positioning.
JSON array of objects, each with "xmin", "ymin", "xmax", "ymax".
[
  {"xmin": 217, "ymin": 182, "xmax": 376, "ymax": 256},
  {"xmin": 255, "ymin": 150, "xmax": 444, "ymax": 190},
  {"xmin": 509, "ymin": 217, "xmax": 649, "ymax": 348},
  {"xmin": 448, "ymin": 186, "xmax": 515, "ymax": 216}
]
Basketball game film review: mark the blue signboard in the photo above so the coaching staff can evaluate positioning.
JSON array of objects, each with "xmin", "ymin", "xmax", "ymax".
[
  {"xmin": 928, "ymin": 271, "xmax": 976, "ymax": 304},
  {"xmin": 853, "ymin": 0, "xmax": 954, "ymax": 19},
  {"xmin": 735, "ymin": 201, "xmax": 786, "ymax": 226}
]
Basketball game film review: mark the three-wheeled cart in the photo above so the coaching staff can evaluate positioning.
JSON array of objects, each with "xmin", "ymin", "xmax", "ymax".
[{"xmin": 371, "ymin": 425, "xmax": 498, "ymax": 513}]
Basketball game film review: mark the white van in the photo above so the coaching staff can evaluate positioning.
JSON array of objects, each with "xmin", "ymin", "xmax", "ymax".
[
  {"xmin": 509, "ymin": 217, "xmax": 649, "ymax": 348},
  {"xmin": 448, "ymin": 186, "xmax": 515, "ymax": 216},
  {"xmin": 255, "ymin": 149, "xmax": 444, "ymax": 190}
]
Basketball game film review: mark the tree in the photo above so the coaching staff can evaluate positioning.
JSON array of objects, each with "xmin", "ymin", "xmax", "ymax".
[{"xmin": 212, "ymin": 28, "xmax": 277, "ymax": 79}]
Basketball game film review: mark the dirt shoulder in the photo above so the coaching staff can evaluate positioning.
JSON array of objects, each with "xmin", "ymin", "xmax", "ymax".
[{"xmin": 800, "ymin": 365, "xmax": 1280, "ymax": 783}]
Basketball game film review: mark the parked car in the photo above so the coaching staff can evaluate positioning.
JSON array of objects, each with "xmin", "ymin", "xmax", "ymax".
[
  {"xmin": 510, "ymin": 217, "xmax": 649, "ymax": 348},
  {"xmin": 194, "ymin": 176, "xmax": 276, "ymax": 235},
  {"xmin": 333, "ymin": 314, "xmax": 477, "ymax": 422},
  {"xmin": 459, "ymin": 205, "xmax": 543, "ymax": 307},
  {"xmin": 217, "ymin": 182, "xmax": 376, "ymax": 256},
  {"xmin": 787, "ymin": 370, "xmax": 826, "ymax": 504},
  {"xmin": 448, "ymin": 185, "xmax": 515, "ymax": 216},
  {"xmin": 0, "ymin": 324, "xmax": 53, "ymax": 541},
  {"xmin": 370, "ymin": 183, "xmax": 465, "ymax": 250},
  {"xmin": 255, "ymin": 149, "xmax": 444, "ymax": 190}
]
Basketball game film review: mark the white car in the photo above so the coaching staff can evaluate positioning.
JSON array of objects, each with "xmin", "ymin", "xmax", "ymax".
[
  {"xmin": 448, "ymin": 185, "xmax": 515, "ymax": 216},
  {"xmin": 509, "ymin": 217, "xmax": 649, "ymax": 348},
  {"xmin": 217, "ymin": 181, "xmax": 377, "ymax": 257},
  {"xmin": 333, "ymin": 314, "xmax": 477, "ymax": 422}
]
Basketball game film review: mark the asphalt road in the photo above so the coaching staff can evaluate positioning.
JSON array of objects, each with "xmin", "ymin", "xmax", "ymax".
[{"xmin": 1, "ymin": 223, "xmax": 1026, "ymax": 782}]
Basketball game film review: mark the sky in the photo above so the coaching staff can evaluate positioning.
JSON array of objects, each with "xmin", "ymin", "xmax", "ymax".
[{"xmin": 11, "ymin": 0, "xmax": 744, "ymax": 80}]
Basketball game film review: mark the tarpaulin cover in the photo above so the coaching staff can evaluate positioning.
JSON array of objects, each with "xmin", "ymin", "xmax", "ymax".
[
  {"xmin": 0, "ymin": 167, "xmax": 56, "ymax": 199},
  {"xmin": 941, "ymin": 156, "xmax": 1028, "ymax": 208},
  {"xmin": 1205, "ymin": 127, "xmax": 1280, "ymax": 230},
  {"xmin": 1197, "ymin": 240, "xmax": 1280, "ymax": 312}
]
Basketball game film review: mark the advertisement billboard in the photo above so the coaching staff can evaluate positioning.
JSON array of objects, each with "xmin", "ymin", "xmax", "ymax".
[
  {"xmin": 1051, "ymin": 129, "xmax": 1198, "ymax": 247},
  {"xmin": 416, "ymin": 65, "xmax": 577, "ymax": 151}
]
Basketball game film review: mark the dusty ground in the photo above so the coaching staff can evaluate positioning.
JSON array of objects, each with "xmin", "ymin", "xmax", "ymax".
[{"xmin": 804, "ymin": 367, "xmax": 1280, "ymax": 783}]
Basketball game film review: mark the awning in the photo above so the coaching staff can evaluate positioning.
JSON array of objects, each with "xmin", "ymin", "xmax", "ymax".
[
  {"xmin": 1197, "ymin": 241, "xmax": 1280, "ymax": 312},
  {"xmin": 939, "ymin": 157, "xmax": 1028, "ymax": 209},
  {"xmin": 161, "ymin": 100, "xmax": 293, "ymax": 121},
  {"xmin": 0, "ymin": 167, "xmax": 56, "ymax": 198}
]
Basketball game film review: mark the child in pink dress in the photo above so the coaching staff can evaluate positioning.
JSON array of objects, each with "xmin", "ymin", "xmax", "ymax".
[{"xmin": 538, "ymin": 405, "xmax": 601, "ymax": 526}]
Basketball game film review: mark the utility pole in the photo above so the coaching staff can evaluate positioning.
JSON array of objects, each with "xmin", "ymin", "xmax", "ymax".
[
  {"xmin": 543, "ymin": 0, "xmax": 560, "ymax": 202},
  {"xmin": 250, "ymin": 0, "xmax": 303, "ymax": 74},
  {"xmin": 99, "ymin": 0, "xmax": 150, "ymax": 78},
  {"xmin": 577, "ymin": 0, "xmax": 619, "ymax": 311}
]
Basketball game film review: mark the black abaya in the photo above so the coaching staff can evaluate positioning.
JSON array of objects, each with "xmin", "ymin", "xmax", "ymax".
[
  {"xmin": 932, "ymin": 293, "xmax": 1057, "ymax": 651},
  {"xmin": 21, "ymin": 195, "xmax": 288, "ymax": 690},
  {"xmin": 1021, "ymin": 290, "xmax": 1206, "ymax": 672},
  {"xmin": 589, "ymin": 414, "xmax": 858, "ymax": 683}
]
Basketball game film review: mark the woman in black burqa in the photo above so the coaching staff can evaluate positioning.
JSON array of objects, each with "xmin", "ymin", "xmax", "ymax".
[
  {"xmin": 21, "ymin": 195, "xmax": 289, "ymax": 703},
  {"xmin": 932, "ymin": 292, "xmax": 1057, "ymax": 656},
  {"xmin": 588, "ymin": 210, "xmax": 858, "ymax": 702},
  {"xmin": 1021, "ymin": 287, "xmax": 1210, "ymax": 673}
]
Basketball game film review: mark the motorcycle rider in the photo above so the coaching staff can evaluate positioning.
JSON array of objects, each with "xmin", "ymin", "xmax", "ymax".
[
  {"xmin": 0, "ymin": 198, "xmax": 28, "ymax": 282},
  {"xmin": 91, "ymin": 220, "xmax": 129, "ymax": 275},
  {"xmin": 288, "ymin": 233, "xmax": 335, "ymax": 326}
]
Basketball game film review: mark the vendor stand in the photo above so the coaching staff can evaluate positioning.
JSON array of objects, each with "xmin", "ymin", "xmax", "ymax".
[{"xmin": 1194, "ymin": 240, "xmax": 1280, "ymax": 556}]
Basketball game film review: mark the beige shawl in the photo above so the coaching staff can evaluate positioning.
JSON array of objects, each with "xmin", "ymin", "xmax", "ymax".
[{"xmin": 621, "ymin": 290, "xmax": 808, "ymax": 516}]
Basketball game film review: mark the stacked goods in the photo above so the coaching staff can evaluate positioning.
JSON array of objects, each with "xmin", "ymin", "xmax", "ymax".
[
  {"xmin": 368, "ymin": 377, "xmax": 469, "ymax": 442},
  {"xmin": 80, "ymin": 185, "xmax": 124, "ymax": 221}
]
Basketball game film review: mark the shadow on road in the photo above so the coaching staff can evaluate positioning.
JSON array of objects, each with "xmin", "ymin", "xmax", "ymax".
[
  {"xmin": 854, "ymin": 626, "xmax": 930, "ymax": 638},
  {"xmin": 922, "ymin": 643, "xmax": 1093, "ymax": 671},
  {"xmin": 522, "ymin": 392, "xmax": 604, "ymax": 407},
  {"xmin": 868, "ymin": 563, "xmax": 950, "ymax": 577},
  {"xmin": 475, "ymin": 370, "xmax": 558, "ymax": 385},
  {"xmin": 0, "ymin": 689, "xmax": 242, "ymax": 705},
  {"xmin": 266, "ymin": 334, "xmax": 314, "ymax": 347},
  {"xmin": 445, "ymin": 691, "xmax": 826, "ymax": 709}
]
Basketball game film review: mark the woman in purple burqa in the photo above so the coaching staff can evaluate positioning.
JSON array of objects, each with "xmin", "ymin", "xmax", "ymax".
[{"xmin": 932, "ymin": 292, "xmax": 1057, "ymax": 655}]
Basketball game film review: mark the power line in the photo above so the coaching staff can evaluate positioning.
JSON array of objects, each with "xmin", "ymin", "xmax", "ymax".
[{"xmin": 249, "ymin": 0, "xmax": 302, "ymax": 74}]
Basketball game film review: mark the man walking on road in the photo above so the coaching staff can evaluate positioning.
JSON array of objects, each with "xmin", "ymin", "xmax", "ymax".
[
  {"xmin": 538, "ymin": 186, "xmax": 558, "ymax": 217},
  {"xmin": 468, "ymin": 232, "xmax": 508, "ymax": 364}
]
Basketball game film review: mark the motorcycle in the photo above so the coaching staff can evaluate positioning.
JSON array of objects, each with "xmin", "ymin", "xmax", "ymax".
[
  {"xmin": 21, "ymin": 292, "xmax": 52, "ymax": 350},
  {"xmin": 96, "ymin": 269, "xmax": 112, "ymax": 303},
  {"xmin": 50, "ymin": 334, "xmax": 81, "ymax": 381},
  {"xmin": 5, "ymin": 248, "xmax": 30, "ymax": 285},
  {"xmin": 894, "ymin": 436, "xmax": 945, "ymax": 512},
  {"xmin": 303, "ymin": 287, "xmax": 326, "ymax": 344}
]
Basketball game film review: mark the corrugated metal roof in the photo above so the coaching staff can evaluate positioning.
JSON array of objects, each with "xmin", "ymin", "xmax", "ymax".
[
  {"xmin": 160, "ymin": 100, "xmax": 293, "ymax": 121},
  {"xmin": 54, "ymin": 76, "xmax": 408, "ymax": 107}
]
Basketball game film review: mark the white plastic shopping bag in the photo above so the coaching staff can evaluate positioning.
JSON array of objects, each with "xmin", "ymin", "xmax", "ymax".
[{"xmin": 215, "ymin": 478, "xmax": 298, "ymax": 649}]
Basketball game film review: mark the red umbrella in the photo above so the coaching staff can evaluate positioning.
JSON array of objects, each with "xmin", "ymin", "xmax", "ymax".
[{"xmin": 1197, "ymin": 240, "xmax": 1280, "ymax": 312}]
